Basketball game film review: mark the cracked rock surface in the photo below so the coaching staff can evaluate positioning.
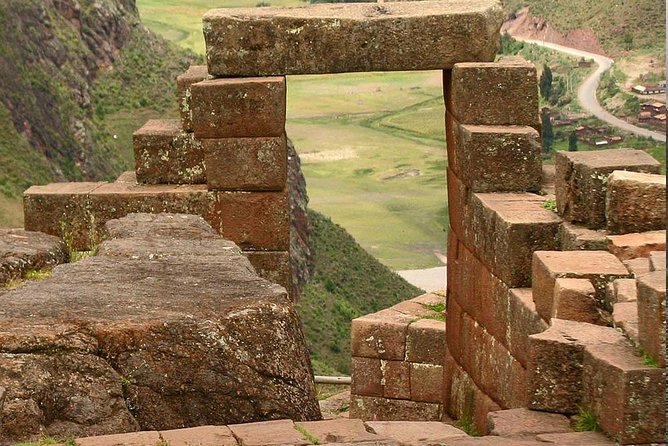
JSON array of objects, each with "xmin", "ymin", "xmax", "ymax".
[{"xmin": 0, "ymin": 213, "xmax": 321, "ymax": 443}]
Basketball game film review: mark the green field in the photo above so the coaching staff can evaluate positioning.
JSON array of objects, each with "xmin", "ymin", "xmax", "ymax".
[{"xmin": 136, "ymin": 0, "xmax": 449, "ymax": 270}]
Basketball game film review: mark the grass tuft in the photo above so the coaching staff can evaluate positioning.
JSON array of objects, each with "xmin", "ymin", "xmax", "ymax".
[
  {"xmin": 295, "ymin": 424, "xmax": 320, "ymax": 445},
  {"xmin": 574, "ymin": 407, "xmax": 599, "ymax": 432}
]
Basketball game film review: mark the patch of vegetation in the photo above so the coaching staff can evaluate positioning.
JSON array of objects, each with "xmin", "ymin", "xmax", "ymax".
[
  {"xmin": 295, "ymin": 424, "xmax": 320, "ymax": 445},
  {"xmin": 641, "ymin": 351, "xmax": 661, "ymax": 368},
  {"xmin": 542, "ymin": 198, "xmax": 557, "ymax": 212},
  {"xmin": 14, "ymin": 437, "xmax": 75, "ymax": 446},
  {"xmin": 573, "ymin": 407, "xmax": 599, "ymax": 432},
  {"xmin": 453, "ymin": 391, "xmax": 481, "ymax": 436},
  {"xmin": 297, "ymin": 210, "xmax": 423, "ymax": 375}
]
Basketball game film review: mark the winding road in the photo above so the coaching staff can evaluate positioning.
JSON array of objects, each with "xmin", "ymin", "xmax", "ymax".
[{"xmin": 516, "ymin": 38, "xmax": 666, "ymax": 143}]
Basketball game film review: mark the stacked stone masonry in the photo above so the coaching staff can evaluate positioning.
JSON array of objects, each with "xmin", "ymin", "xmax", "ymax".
[{"xmin": 350, "ymin": 293, "xmax": 446, "ymax": 421}]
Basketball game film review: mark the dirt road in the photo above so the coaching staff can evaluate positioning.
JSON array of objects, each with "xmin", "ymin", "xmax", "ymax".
[{"xmin": 515, "ymin": 38, "xmax": 666, "ymax": 143}]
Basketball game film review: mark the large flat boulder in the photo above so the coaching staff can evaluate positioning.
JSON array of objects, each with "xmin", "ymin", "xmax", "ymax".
[
  {"xmin": 203, "ymin": 0, "xmax": 504, "ymax": 76},
  {"xmin": 0, "ymin": 229, "xmax": 67, "ymax": 286},
  {"xmin": 0, "ymin": 213, "xmax": 320, "ymax": 443}
]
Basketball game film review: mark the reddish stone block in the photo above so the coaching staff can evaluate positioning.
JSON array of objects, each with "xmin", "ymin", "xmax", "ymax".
[
  {"xmin": 349, "ymin": 395, "xmax": 442, "ymax": 421},
  {"xmin": 228, "ymin": 419, "xmax": 310, "ymax": 446},
  {"xmin": 215, "ymin": 189, "xmax": 290, "ymax": 251},
  {"xmin": 557, "ymin": 222, "xmax": 607, "ymax": 251},
  {"xmin": 506, "ymin": 289, "xmax": 548, "ymax": 367},
  {"xmin": 296, "ymin": 419, "xmax": 383, "ymax": 444},
  {"xmin": 582, "ymin": 342, "xmax": 666, "ymax": 445},
  {"xmin": 204, "ymin": 135, "xmax": 287, "ymax": 191},
  {"xmin": 649, "ymin": 250, "xmax": 666, "ymax": 271},
  {"xmin": 133, "ymin": 119, "xmax": 206, "ymax": 185},
  {"xmin": 450, "ymin": 123, "xmax": 541, "ymax": 192},
  {"xmin": 191, "ymin": 77, "xmax": 286, "ymax": 138},
  {"xmin": 365, "ymin": 421, "xmax": 467, "ymax": 444},
  {"xmin": 351, "ymin": 357, "xmax": 383, "ymax": 397},
  {"xmin": 466, "ymin": 193, "xmax": 561, "ymax": 288},
  {"xmin": 243, "ymin": 251, "xmax": 292, "ymax": 297},
  {"xmin": 555, "ymin": 148, "xmax": 660, "ymax": 228},
  {"xmin": 487, "ymin": 408, "xmax": 571, "ymax": 439},
  {"xmin": 406, "ymin": 318, "xmax": 446, "ymax": 365},
  {"xmin": 446, "ymin": 57, "xmax": 540, "ymax": 128},
  {"xmin": 351, "ymin": 309, "xmax": 413, "ymax": 360},
  {"xmin": 383, "ymin": 360, "xmax": 411, "ymax": 400},
  {"xmin": 622, "ymin": 257, "xmax": 650, "ymax": 276},
  {"xmin": 76, "ymin": 431, "xmax": 161, "ymax": 446},
  {"xmin": 160, "ymin": 425, "xmax": 238, "ymax": 446},
  {"xmin": 446, "ymin": 168, "xmax": 470, "ymax": 240},
  {"xmin": 636, "ymin": 270, "xmax": 666, "ymax": 367},
  {"xmin": 606, "ymin": 230, "xmax": 666, "ymax": 261},
  {"xmin": 476, "ymin": 263, "xmax": 511, "ymax": 345},
  {"xmin": 176, "ymin": 64, "xmax": 208, "ymax": 131},
  {"xmin": 606, "ymin": 278, "xmax": 637, "ymax": 304},
  {"xmin": 410, "ymin": 363, "xmax": 443, "ymax": 403},
  {"xmin": 450, "ymin": 242, "xmax": 483, "ymax": 320},
  {"xmin": 612, "ymin": 301, "xmax": 639, "ymax": 345},
  {"xmin": 23, "ymin": 182, "xmax": 106, "ymax": 248},
  {"xmin": 535, "ymin": 431, "xmax": 615, "ymax": 445},
  {"xmin": 551, "ymin": 278, "xmax": 606, "ymax": 325},
  {"xmin": 445, "ymin": 296, "xmax": 464, "ymax": 366},
  {"xmin": 532, "ymin": 250, "xmax": 631, "ymax": 319},
  {"xmin": 606, "ymin": 170, "xmax": 666, "ymax": 234}
]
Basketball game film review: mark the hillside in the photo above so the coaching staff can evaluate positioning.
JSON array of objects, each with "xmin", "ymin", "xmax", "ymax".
[
  {"xmin": 0, "ymin": 0, "xmax": 196, "ymax": 226},
  {"xmin": 502, "ymin": 0, "xmax": 666, "ymax": 56},
  {"xmin": 297, "ymin": 209, "xmax": 423, "ymax": 375}
]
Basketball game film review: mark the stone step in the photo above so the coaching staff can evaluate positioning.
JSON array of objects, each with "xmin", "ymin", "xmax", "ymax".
[
  {"xmin": 527, "ymin": 319, "xmax": 665, "ymax": 444},
  {"xmin": 636, "ymin": 270, "xmax": 666, "ymax": 366},
  {"xmin": 0, "ymin": 228, "xmax": 67, "ymax": 286},
  {"xmin": 606, "ymin": 230, "xmax": 666, "ymax": 261},
  {"xmin": 0, "ymin": 214, "xmax": 315, "ymax": 443},
  {"xmin": 23, "ymin": 175, "xmax": 289, "ymax": 252},
  {"xmin": 486, "ymin": 408, "xmax": 572, "ymax": 440},
  {"xmin": 605, "ymin": 170, "xmax": 666, "ymax": 234},
  {"xmin": 203, "ymin": 1, "xmax": 503, "ymax": 76},
  {"xmin": 132, "ymin": 118, "xmax": 206, "ymax": 185}
]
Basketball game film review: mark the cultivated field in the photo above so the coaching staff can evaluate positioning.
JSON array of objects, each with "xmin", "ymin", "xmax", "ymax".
[{"xmin": 137, "ymin": 0, "xmax": 449, "ymax": 270}]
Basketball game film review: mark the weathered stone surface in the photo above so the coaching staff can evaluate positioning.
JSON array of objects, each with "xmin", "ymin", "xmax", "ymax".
[
  {"xmin": 555, "ymin": 149, "xmax": 661, "ymax": 228},
  {"xmin": 605, "ymin": 170, "xmax": 666, "ymax": 234},
  {"xmin": 351, "ymin": 357, "xmax": 384, "ymax": 397},
  {"xmin": 527, "ymin": 319, "xmax": 619, "ymax": 414},
  {"xmin": 551, "ymin": 278, "xmax": 606, "ymax": 325},
  {"xmin": 133, "ymin": 119, "xmax": 206, "ymax": 184},
  {"xmin": 0, "ymin": 228, "xmax": 67, "ymax": 286},
  {"xmin": 486, "ymin": 408, "xmax": 571, "ymax": 439},
  {"xmin": 450, "ymin": 123, "xmax": 541, "ymax": 192},
  {"xmin": 467, "ymin": 193, "xmax": 561, "ymax": 287},
  {"xmin": 446, "ymin": 57, "xmax": 540, "ymax": 127},
  {"xmin": 228, "ymin": 419, "xmax": 309, "ymax": 446},
  {"xmin": 443, "ymin": 438, "xmax": 547, "ymax": 445},
  {"xmin": 506, "ymin": 289, "xmax": 548, "ymax": 367},
  {"xmin": 532, "ymin": 250, "xmax": 630, "ymax": 319},
  {"xmin": 243, "ymin": 251, "xmax": 292, "ymax": 298},
  {"xmin": 557, "ymin": 222, "xmax": 607, "ymax": 251},
  {"xmin": 350, "ymin": 395, "xmax": 442, "ymax": 421},
  {"xmin": 622, "ymin": 257, "xmax": 650, "ymax": 276},
  {"xmin": 606, "ymin": 230, "xmax": 666, "ymax": 261},
  {"xmin": 160, "ymin": 425, "xmax": 238, "ymax": 446},
  {"xmin": 203, "ymin": 1, "xmax": 504, "ymax": 76},
  {"xmin": 606, "ymin": 278, "xmax": 637, "ymax": 304},
  {"xmin": 636, "ymin": 270, "xmax": 666, "ymax": 366},
  {"xmin": 365, "ymin": 421, "xmax": 468, "ymax": 444},
  {"xmin": 75, "ymin": 431, "xmax": 161, "ymax": 446},
  {"xmin": 612, "ymin": 301, "xmax": 638, "ymax": 345},
  {"xmin": 0, "ymin": 214, "xmax": 320, "ymax": 442},
  {"xmin": 191, "ymin": 77, "xmax": 286, "ymax": 138},
  {"xmin": 383, "ymin": 360, "xmax": 411, "ymax": 400},
  {"xmin": 582, "ymin": 341, "xmax": 665, "ymax": 444},
  {"xmin": 176, "ymin": 64, "xmax": 209, "ymax": 131},
  {"xmin": 410, "ymin": 363, "xmax": 443, "ymax": 404},
  {"xmin": 203, "ymin": 135, "xmax": 287, "ymax": 191},
  {"xmin": 406, "ymin": 318, "xmax": 446, "ymax": 365},
  {"xmin": 534, "ymin": 431, "xmax": 615, "ymax": 445},
  {"xmin": 649, "ymin": 250, "xmax": 666, "ymax": 271},
  {"xmin": 297, "ymin": 418, "xmax": 384, "ymax": 444},
  {"xmin": 351, "ymin": 309, "xmax": 413, "ymax": 360}
]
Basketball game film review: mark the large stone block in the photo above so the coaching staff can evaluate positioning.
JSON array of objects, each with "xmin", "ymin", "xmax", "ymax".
[
  {"xmin": 450, "ymin": 122, "xmax": 541, "ymax": 192},
  {"xmin": 636, "ymin": 270, "xmax": 666, "ymax": 367},
  {"xmin": 486, "ymin": 408, "xmax": 571, "ymax": 440},
  {"xmin": 406, "ymin": 318, "xmax": 446, "ymax": 365},
  {"xmin": 0, "ymin": 214, "xmax": 320, "ymax": 442},
  {"xmin": 349, "ymin": 395, "xmax": 442, "ymax": 422},
  {"xmin": 351, "ymin": 309, "xmax": 413, "ymax": 361},
  {"xmin": 606, "ymin": 170, "xmax": 666, "ymax": 234},
  {"xmin": 550, "ymin": 278, "xmax": 606, "ymax": 325},
  {"xmin": 532, "ymin": 250, "xmax": 631, "ymax": 320},
  {"xmin": 410, "ymin": 363, "xmax": 443, "ymax": 403},
  {"xmin": 606, "ymin": 230, "xmax": 666, "ymax": 261},
  {"xmin": 466, "ymin": 193, "xmax": 561, "ymax": 288},
  {"xmin": 203, "ymin": 135, "xmax": 287, "ymax": 191},
  {"xmin": 190, "ymin": 77, "xmax": 286, "ymax": 138},
  {"xmin": 176, "ymin": 65, "xmax": 208, "ymax": 131},
  {"xmin": 203, "ymin": 1, "xmax": 503, "ymax": 76},
  {"xmin": 446, "ymin": 57, "xmax": 540, "ymax": 127},
  {"xmin": 555, "ymin": 149, "xmax": 661, "ymax": 228},
  {"xmin": 133, "ymin": 119, "xmax": 205, "ymax": 184},
  {"xmin": 506, "ymin": 289, "xmax": 548, "ymax": 367},
  {"xmin": 0, "ymin": 229, "xmax": 67, "ymax": 286},
  {"xmin": 557, "ymin": 222, "xmax": 607, "ymax": 251},
  {"xmin": 243, "ymin": 251, "xmax": 292, "ymax": 297}
]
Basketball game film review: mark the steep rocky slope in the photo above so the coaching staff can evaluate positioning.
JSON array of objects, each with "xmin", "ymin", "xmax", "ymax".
[{"xmin": 0, "ymin": 0, "xmax": 195, "ymax": 221}]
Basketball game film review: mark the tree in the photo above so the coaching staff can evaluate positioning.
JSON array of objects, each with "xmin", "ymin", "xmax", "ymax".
[
  {"xmin": 539, "ymin": 64, "xmax": 553, "ymax": 101},
  {"xmin": 568, "ymin": 132, "xmax": 578, "ymax": 152},
  {"xmin": 541, "ymin": 109, "xmax": 554, "ymax": 154}
]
